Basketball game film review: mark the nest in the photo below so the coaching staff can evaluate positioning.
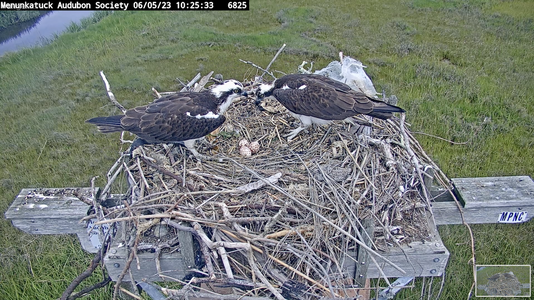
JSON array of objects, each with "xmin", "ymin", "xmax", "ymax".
[
  {"xmin": 482, "ymin": 272, "xmax": 524, "ymax": 296},
  {"xmin": 91, "ymin": 70, "xmax": 448, "ymax": 300}
]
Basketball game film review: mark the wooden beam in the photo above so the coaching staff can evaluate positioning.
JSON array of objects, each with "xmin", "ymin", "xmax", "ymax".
[
  {"xmin": 104, "ymin": 222, "xmax": 197, "ymax": 282},
  {"xmin": 7, "ymin": 175, "xmax": 532, "ymax": 283},
  {"xmin": 4, "ymin": 188, "xmax": 98, "ymax": 253},
  {"xmin": 432, "ymin": 176, "xmax": 534, "ymax": 225}
]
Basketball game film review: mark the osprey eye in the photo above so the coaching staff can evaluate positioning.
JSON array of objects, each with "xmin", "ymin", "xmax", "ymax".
[{"xmin": 234, "ymin": 88, "xmax": 240, "ymax": 93}]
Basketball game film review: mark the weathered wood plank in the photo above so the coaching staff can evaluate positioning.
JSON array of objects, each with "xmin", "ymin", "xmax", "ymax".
[
  {"xmin": 354, "ymin": 219, "xmax": 373, "ymax": 286},
  {"xmin": 5, "ymin": 188, "xmax": 92, "ymax": 224},
  {"xmin": 5, "ymin": 188, "xmax": 92, "ymax": 234},
  {"xmin": 433, "ymin": 202, "xmax": 531, "ymax": 225},
  {"xmin": 104, "ymin": 222, "xmax": 197, "ymax": 282},
  {"xmin": 4, "ymin": 188, "xmax": 101, "ymax": 252},
  {"xmin": 366, "ymin": 241, "xmax": 449, "ymax": 278},
  {"xmin": 105, "ymin": 247, "xmax": 191, "ymax": 282},
  {"xmin": 8, "ymin": 217, "xmax": 86, "ymax": 235},
  {"xmin": 344, "ymin": 210, "xmax": 449, "ymax": 279},
  {"xmin": 343, "ymin": 241, "xmax": 449, "ymax": 279},
  {"xmin": 433, "ymin": 176, "xmax": 534, "ymax": 225},
  {"xmin": 176, "ymin": 224, "xmax": 196, "ymax": 271},
  {"xmin": 371, "ymin": 209, "xmax": 449, "ymax": 278},
  {"xmin": 453, "ymin": 176, "xmax": 534, "ymax": 208}
]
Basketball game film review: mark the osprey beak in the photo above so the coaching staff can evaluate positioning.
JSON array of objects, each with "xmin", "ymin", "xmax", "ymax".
[
  {"xmin": 254, "ymin": 95, "xmax": 265, "ymax": 109},
  {"xmin": 241, "ymin": 90, "xmax": 250, "ymax": 97}
]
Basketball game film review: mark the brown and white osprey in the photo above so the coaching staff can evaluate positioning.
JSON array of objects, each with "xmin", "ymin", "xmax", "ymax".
[
  {"xmin": 255, "ymin": 74, "xmax": 405, "ymax": 140},
  {"xmin": 87, "ymin": 80, "xmax": 245, "ymax": 159}
]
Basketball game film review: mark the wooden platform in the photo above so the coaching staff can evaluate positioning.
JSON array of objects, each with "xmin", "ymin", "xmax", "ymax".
[
  {"xmin": 4, "ymin": 176, "xmax": 533, "ymax": 283},
  {"xmin": 4, "ymin": 188, "xmax": 98, "ymax": 253},
  {"xmin": 104, "ymin": 222, "xmax": 196, "ymax": 282},
  {"xmin": 431, "ymin": 176, "xmax": 534, "ymax": 225},
  {"xmin": 346, "ymin": 213, "xmax": 449, "ymax": 282}
]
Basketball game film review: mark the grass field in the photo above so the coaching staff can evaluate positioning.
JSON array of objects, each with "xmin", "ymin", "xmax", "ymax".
[{"xmin": 0, "ymin": 0, "xmax": 533, "ymax": 299}]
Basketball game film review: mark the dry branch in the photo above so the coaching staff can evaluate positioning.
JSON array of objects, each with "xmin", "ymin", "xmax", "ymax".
[
  {"xmin": 262, "ymin": 44, "xmax": 286, "ymax": 79},
  {"xmin": 99, "ymin": 71, "xmax": 126, "ymax": 113},
  {"xmin": 60, "ymin": 247, "xmax": 106, "ymax": 300}
]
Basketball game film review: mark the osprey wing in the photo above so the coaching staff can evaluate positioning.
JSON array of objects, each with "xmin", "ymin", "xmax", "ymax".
[
  {"xmin": 121, "ymin": 93, "xmax": 225, "ymax": 143},
  {"xmin": 273, "ymin": 74, "xmax": 373, "ymax": 120}
]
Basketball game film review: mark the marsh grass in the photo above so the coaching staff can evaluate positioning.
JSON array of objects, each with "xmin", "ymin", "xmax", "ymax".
[
  {"xmin": 1, "ymin": 1, "xmax": 533, "ymax": 299},
  {"xmin": 0, "ymin": 11, "xmax": 44, "ymax": 28}
]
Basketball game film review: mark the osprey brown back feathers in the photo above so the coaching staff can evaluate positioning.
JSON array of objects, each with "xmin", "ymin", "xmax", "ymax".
[
  {"xmin": 87, "ymin": 80, "xmax": 245, "ymax": 157},
  {"xmin": 260, "ymin": 74, "xmax": 404, "ymax": 121}
]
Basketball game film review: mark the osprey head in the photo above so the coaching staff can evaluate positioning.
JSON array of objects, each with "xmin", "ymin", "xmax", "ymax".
[
  {"xmin": 254, "ymin": 83, "xmax": 275, "ymax": 105},
  {"xmin": 210, "ymin": 79, "xmax": 245, "ymax": 114}
]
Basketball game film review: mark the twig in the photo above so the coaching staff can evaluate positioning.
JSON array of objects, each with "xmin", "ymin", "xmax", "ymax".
[
  {"xmin": 179, "ymin": 72, "xmax": 202, "ymax": 92},
  {"xmin": 67, "ymin": 276, "xmax": 111, "ymax": 300},
  {"xmin": 60, "ymin": 229, "xmax": 113, "ymax": 300},
  {"xmin": 338, "ymin": 134, "xmax": 377, "ymax": 190},
  {"xmin": 224, "ymin": 157, "xmax": 406, "ymax": 275},
  {"xmin": 100, "ymin": 161, "xmax": 124, "ymax": 201},
  {"xmin": 239, "ymin": 59, "xmax": 276, "ymax": 80},
  {"xmin": 99, "ymin": 71, "xmax": 126, "ymax": 113},
  {"xmin": 262, "ymin": 44, "xmax": 286, "ymax": 78},
  {"xmin": 112, "ymin": 235, "xmax": 140, "ymax": 300},
  {"xmin": 193, "ymin": 71, "xmax": 214, "ymax": 92},
  {"xmin": 264, "ymin": 226, "xmax": 312, "ymax": 239},
  {"xmin": 366, "ymin": 137, "xmax": 397, "ymax": 170},
  {"xmin": 106, "ymin": 156, "xmax": 125, "ymax": 182},
  {"xmin": 72, "ymin": 189, "xmax": 94, "ymax": 206},
  {"xmin": 119, "ymin": 286, "xmax": 143, "ymax": 299},
  {"xmin": 312, "ymin": 159, "xmax": 393, "ymax": 287},
  {"xmin": 233, "ymin": 172, "xmax": 282, "ymax": 194},
  {"xmin": 398, "ymin": 114, "xmax": 431, "ymax": 209},
  {"xmin": 193, "ymin": 222, "xmax": 250, "ymax": 251},
  {"xmin": 60, "ymin": 248, "xmax": 106, "ymax": 300},
  {"xmin": 135, "ymin": 157, "xmax": 150, "ymax": 194},
  {"xmin": 162, "ymin": 287, "xmax": 273, "ymax": 300},
  {"xmin": 222, "ymin": 230, "xmax": 336, "ymax": 296},
  {"xmin": 263, "ymin": 201, "xmax": 288, "ymax": 234},
  {"xmin": 123, "ymin": 161, "xmax": 139, "ymax": 203},
  {"xmin": 412, "ymin": 131, "xmax": 468, "ymax": 145},
  {"xmin": 214, "ymin": 231, "xmax": 234, "ymax": 279},
  {"xmin": 151, "ymin": 87, "xmax": 161, "ymax": 99},
  {"xmin": 188, "ymin": 170, "xmax": 238, "ymax": 183},
  {"xmin": 247, "ymin": 244, "xmax": 286, "ymax": 300},
  {"xmin": 199, "ymin": 234, "xmax": 216, "ymax": 278},
  {"xmin": 291, "ymin": 230, "xmax": 335, "ymax": 296},
  {"xmin": 140, "ymin": 156, "xmax": 183, "ymax": 184}
]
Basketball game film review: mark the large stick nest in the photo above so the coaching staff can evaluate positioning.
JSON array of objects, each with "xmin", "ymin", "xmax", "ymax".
[{"xmin": 94, "ymin": 69, "xmax": 448, "ymax": 299}]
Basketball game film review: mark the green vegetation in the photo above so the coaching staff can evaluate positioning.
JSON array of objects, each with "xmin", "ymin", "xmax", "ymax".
[
  {"xmin": 62, "ymin": 12, "xmax": 115, "ymax": 34},
  {"xmin": 0, "ymin": 1, "xmax": 532, "ymax": 299},
  {"xmin": 0, "ymin": 11, "xmax": 45, "ymax": 28}
]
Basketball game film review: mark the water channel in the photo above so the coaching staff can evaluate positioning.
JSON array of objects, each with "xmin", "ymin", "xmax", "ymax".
[{"xmin": 0, "ymin": 11, "xmax": 95, "ymax": 57}]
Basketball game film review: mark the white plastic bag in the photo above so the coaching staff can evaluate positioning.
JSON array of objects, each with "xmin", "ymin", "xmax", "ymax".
[{"xmin": 314, "ymin": 55, "xmax": 378, "ymax": 98}]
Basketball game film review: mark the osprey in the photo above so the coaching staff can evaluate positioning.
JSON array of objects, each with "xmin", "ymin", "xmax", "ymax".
[
  {"xmin": 87, "ymin": 80, "xmax": 245, "ymax": 159},
  {"xmin": 255, "ymin": 74, "xmax": 405, "ymax": 140}
]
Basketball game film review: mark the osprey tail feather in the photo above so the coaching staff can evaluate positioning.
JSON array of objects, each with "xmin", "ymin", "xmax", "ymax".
[
  {"xmin": 86, "ymin": 115, "xmax": 124, "ymax": 133},
  {"xmin": 367, "ymin": 102, "xmax": 405, "ymax": 120}
]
